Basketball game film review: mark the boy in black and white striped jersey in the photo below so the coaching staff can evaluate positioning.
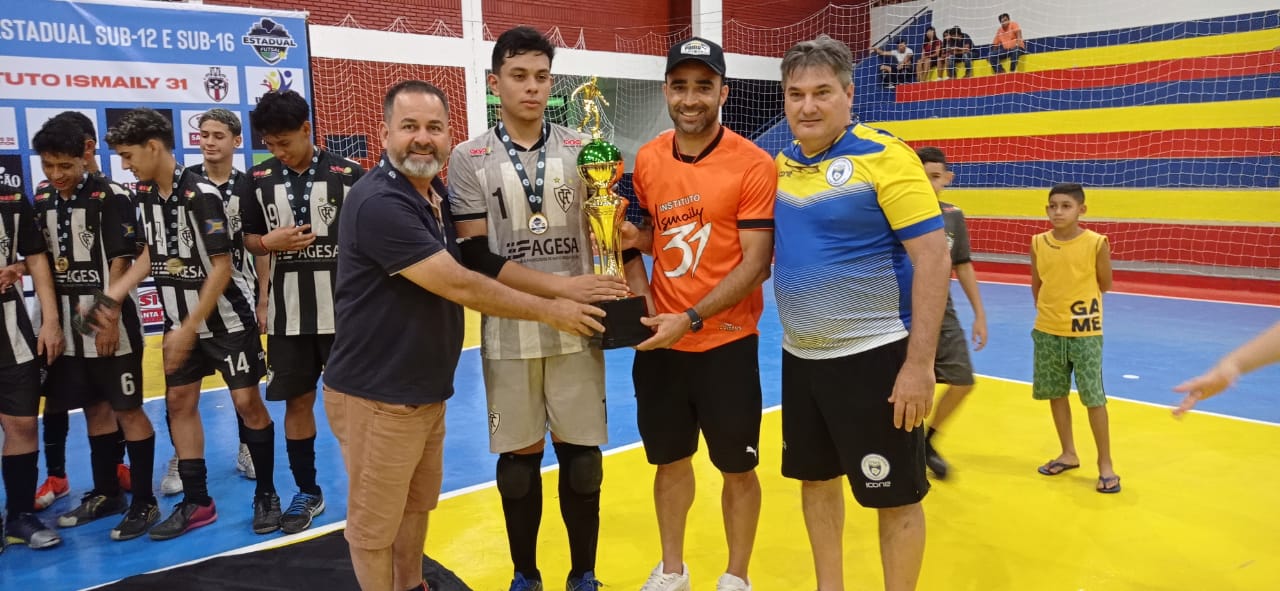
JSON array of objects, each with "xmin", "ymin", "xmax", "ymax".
[
  {"xmin": 242, "ymin": 90, "xmax": 363, "ymax": 534},
  {"xmin": 0, "ymin": 177, "xmax": 64, "ymax": 551},
  {"xmin": 158, "ymin": 108, "xmax": 268, "ymax": 496},
  {"xmin": 101, "ymin": 108, "xmax": 279, "ymax": 540},
  {"xmin": 30, "ymin": 116, "xmax": 159, "ymax": 541}
]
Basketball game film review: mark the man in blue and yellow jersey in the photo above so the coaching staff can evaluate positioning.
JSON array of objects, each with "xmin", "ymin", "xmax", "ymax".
[{"xmin": 772, "ymin": 35, "xmax": 952, "ymax": 591}]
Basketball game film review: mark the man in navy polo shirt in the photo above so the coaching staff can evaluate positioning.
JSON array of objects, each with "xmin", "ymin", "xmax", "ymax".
[{"xmin": 323, "ymin": 80, "xmax": 605, "ymax": 591}]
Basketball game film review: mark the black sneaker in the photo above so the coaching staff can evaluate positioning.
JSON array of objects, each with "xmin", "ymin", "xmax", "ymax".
[
  {"xmin": 111, "ymin": 498, "xmax": 160, "ymax": 541},
  {"xmin": 150, "ymin": 500, "xmax": 218, "ymax": 541},
  {"xmin": 279, "ymin": 491, "xmax": 325, "ymax": 535},
  {"xmin": 925, "ymin": 441, "xmax": 950, "ymax": 479},
  {"xmin": 252, "ymin": 492, "xmax": 282, "ymax": 534},
  {"xmin": 5, "ymin": 512, "xmax": 62, "ymax": 549},
  {"xmin": 56, "ymin": 491, "xmax": 128, "ymax": 527}
]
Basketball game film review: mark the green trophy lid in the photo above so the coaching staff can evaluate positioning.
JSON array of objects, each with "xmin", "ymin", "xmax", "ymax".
[{"xmin": 577, "ymin": 137, "xmax": 622, "ymax": 167}]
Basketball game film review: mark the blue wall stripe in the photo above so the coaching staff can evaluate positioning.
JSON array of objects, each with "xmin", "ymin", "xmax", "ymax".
[{"xmin": 948, "ymin": 157, "xmax": 1280, "ymax": 189}]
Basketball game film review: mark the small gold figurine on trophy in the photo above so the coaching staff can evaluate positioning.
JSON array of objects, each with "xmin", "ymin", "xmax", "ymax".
[
  {"xmin": 574, "ymin": 77, "xmax": 648, "ymax": 349},
  {"xmin": 571, "ymin": 76, "xmax": 610, "ymax": 136}
]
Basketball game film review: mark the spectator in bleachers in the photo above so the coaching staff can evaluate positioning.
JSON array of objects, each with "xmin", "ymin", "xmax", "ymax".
[
  {"xmin": 943, "ymin": 27, "xmax": 974, "ymax": 79},
  {"xmin": 989, "ymin": 13, "xmax": 1026, "ymax": 73},
  {"xmin": 872, "ymin": 38, "xmax": 914, "ymax": 88},
  {"xmin": 916, "ymin": 27, "xmax": 943, "ymax": 82}
]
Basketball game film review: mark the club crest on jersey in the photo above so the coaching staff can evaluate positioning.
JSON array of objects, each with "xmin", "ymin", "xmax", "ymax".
[
  {"xmin": 180, "ymin": 226, "xmax": 195, "ymax": 247},
  {"xmin": 204, "ymin": 67, "xmax": 230, "ymax": 102},
  {"xmin": 488, "ymin": 410, "xmax": 500, "ymax": 435},
  {"xmin": 317, "ymin": 203, "xmax": 337, "ymax": 226},
  {"xmin": 78, "ymin": 230, "xmax": 94, "ymax": 249},
  {"xmin": 0, "ymin": 236, "xmax": 10, "ymax": 257},
  {"xmin": 229, "ymin": 213, "xmax": 242, "ymax": 234},
  {"xmin": 469, "ymin": 147, "xmax": 490, "ymax": 157},
  {"xmin": 554, "ymin": 184, "xmax": 573, "ymax": 212},
  {"xmin": 826, "ymin": 157, "xmax": 853, "ymax": 186}
]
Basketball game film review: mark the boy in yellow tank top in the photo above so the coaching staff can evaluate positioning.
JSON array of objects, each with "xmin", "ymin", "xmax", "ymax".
[{"xmin": 1029, "ymin": 183, "xmax": 1121, "ymax": 494}]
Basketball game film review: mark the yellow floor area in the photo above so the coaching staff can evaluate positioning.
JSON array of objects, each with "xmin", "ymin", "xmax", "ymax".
[{"xmin": 428, "ymin": 377, "xmax": 1280, "ymax": 590}]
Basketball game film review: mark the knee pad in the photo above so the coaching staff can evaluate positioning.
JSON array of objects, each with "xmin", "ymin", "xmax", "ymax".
[
  {"xmin": 496, "ymin": 452, "xmax": 542, "ymax": 500},
  {"xmin": 556, "ymin": 443, "xmax": 602, "ymax": 495}
]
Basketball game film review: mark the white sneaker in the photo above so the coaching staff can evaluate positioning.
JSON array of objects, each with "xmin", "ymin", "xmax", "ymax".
[
  {"xmin": 237, "ymin": 443, "xmax": 256, "ymax": 480},
  {"xmin": 716, "ymin": 573, "xmax": 750, "ymax": 591},
  {"xmin": 639, "ymin": 562, "xmax": 690, "ymax": 591},
  {"xmin": 159, "ymin": 456, "xmax": 183, "ymax": 495}
]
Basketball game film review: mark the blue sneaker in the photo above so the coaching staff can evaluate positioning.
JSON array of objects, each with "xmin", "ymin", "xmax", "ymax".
[
  {"xmin": 567, "ymin": 571, "xmax": 603, "ymax": 591},
  {"xmin": 279, "ymin": 492, "xmax": 325, "ymax": 534},
  {"xmin": 509, "ymin": 572, "xmax": 543, "ymax": 591}
]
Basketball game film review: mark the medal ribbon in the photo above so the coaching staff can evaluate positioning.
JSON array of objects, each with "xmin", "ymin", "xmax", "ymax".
[
  {"xmin": 283, "ymin": 150, "xmax": 320, "ymax": 227},
  {"xmin": 495, "ymin": 120, "xmax": 549, "ymax": 222},
  {"xmin": 54, "ymin": 174, "xmax": 88, "ymax": 267},
  {"xmin": 161, "ymin": 165, "xmax": 184, "ymax": 260}
]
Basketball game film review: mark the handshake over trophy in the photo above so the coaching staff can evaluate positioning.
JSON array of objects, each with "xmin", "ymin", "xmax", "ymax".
[{"xmin": 573, "ymin": 77, "xmax": 649, "ymax": 349}]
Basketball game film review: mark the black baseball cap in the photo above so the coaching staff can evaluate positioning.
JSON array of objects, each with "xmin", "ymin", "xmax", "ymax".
[{"xmin": 665, "ymin": 37, "xmax": 726, "ymax": 77}]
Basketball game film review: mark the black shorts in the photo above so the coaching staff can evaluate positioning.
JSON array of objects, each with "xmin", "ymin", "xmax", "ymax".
[
  {"xmin": 265, "ymin": 334, "xmax": 333, "ymax": 401},
  {"xmin": 44, "ymin": 353, "xmax": 144, "ymax": 413},
  {"xmin": 935, "ymin": 309, "xmax": 975, "ymax": 386},
  {"xmin": 0, "ymin": 360, "xmax": 42, "ymax": 416},
  {"xmin": 781, "ymin": 339, "xmax": 929, "ymax": 508},
  {"xmin": 633, "ymin": 334, "xmax": 762, "ymax": 473},
  {"xmin": 165, "ymin": 330, "xmax": 266, "ymax": 390}
]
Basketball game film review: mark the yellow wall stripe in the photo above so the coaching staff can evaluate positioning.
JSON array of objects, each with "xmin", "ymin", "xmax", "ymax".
[
  {"xmin": 941, "ymin": 188, "xmax": 1280, "ymax": 223},
  {"xmin": 868, "ymin": 98, "xmax": 1280, "ymax": 141},
  {"xmin": 1020, "ymin": 28, "xmax": 1280, "ymax": 73}
]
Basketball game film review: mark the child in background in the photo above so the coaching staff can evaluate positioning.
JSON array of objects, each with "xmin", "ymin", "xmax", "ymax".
[
  {"xmin": 1029, "ymin": 183, "xmax": 1121, "ymax": 494},
  {"xmin": 915, "ymin": 147, "xmax": 987, "ymax": 479}
]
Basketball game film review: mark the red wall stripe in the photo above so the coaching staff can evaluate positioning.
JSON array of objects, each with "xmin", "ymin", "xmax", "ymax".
[{"xmin": 965, "ymin": 218, "xmax": 1280, "ymax": 269}]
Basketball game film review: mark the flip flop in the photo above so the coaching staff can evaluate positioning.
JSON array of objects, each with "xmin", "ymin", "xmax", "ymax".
[
  {"xmin": 1037, "ymin": 460, "xmax": 1081, "ymax": 476},
  {"xmin": 1097, "ymin": 475, "xmax": 1122, "ymax": 494}
]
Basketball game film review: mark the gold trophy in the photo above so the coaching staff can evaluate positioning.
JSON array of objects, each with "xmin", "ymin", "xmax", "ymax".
[{"xmin": 575, "ymin": 78, "xmax": 648, "ymax": 349}]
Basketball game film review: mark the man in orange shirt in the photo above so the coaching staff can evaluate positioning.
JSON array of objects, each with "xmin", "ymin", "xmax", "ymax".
[
  {"xmin": 990, "ymin": 13, "xmax": 1026, "ymax": 73},
  {"xmin": 619, "ymin": 37, "xmax": 776, "ymax": 591}
]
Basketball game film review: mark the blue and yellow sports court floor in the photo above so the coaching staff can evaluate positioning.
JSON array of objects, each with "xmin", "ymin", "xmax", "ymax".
[{"xmin": 3, "ymin": 277, "xmax": 1278, "ymax": 590}]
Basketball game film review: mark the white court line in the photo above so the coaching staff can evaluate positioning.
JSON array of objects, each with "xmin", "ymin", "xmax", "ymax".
[
  {"xmin": 975, "ymin": 373, "xmax": 1280, "ymax": 427},
  {"xmin": 975, "ymin": 278, "xmax": 1280, "ymax": 308}
]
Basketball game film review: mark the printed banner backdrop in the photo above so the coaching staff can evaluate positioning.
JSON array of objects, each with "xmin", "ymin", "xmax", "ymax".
[{"xmin": 1, "ymin": 0, "xmax": 309, "ymax": 331}]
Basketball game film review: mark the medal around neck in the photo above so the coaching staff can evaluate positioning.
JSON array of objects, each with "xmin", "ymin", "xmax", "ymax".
[
  {"xmin": 575, "ymin": 84, "xmax": 649, "ymax": 349},
  {"xmin": 166, "ymin": 258, "xmax": 185, "ymax": 275}
]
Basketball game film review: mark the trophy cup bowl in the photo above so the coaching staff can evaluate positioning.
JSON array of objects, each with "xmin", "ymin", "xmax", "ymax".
[{"xmin": 577, "ymin": 137, "xmax": 649, "ymax": 349}]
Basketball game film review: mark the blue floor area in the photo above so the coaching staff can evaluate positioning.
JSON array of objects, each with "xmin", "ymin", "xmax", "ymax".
[{"xmin": 2, "ymin": 280, "xmax": 1277, "ymax": 589}]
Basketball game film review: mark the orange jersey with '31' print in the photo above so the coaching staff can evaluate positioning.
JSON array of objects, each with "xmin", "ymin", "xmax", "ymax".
[{"xmin": 632, "ymin": 126, "xmax": 777, "ymax": 353}]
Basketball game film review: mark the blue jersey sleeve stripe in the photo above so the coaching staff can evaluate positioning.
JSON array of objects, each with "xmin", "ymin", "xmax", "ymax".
[{"xmin": 893, "ymin": 215, "xmax": 944, "ymax": 241}]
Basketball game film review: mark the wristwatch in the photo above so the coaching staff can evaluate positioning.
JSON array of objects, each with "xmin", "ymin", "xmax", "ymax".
[{"xmin": 684, "ymin": 308, "xmax": 704, "ymax": 333}]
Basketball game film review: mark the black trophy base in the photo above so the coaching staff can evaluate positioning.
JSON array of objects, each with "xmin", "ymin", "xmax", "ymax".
[{"xmin": 591, "ymin": 295, "xmax": 650, "ymax": 349}]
